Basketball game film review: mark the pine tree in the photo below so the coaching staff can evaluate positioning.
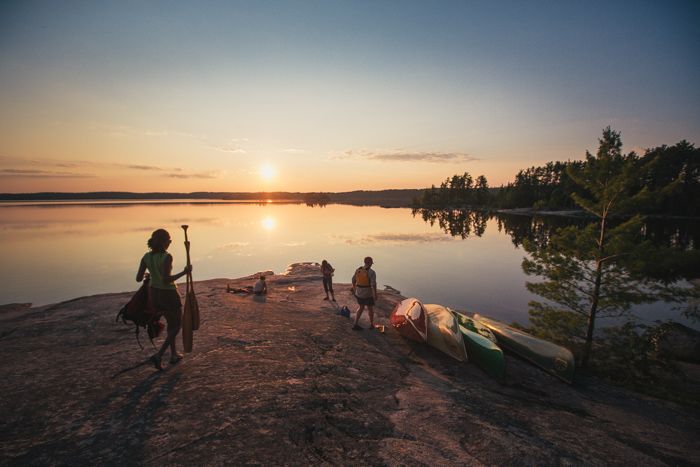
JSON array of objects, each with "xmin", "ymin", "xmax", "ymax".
[{"xmin": 523, "ymin": 128, "xmax": 696, "ymax": 367}]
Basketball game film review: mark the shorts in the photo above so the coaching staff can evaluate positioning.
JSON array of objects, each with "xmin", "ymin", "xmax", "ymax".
[
  {"xmin": 323, "ymin": 276, "xmax": 333, "ymax": 293},
  {"xmin": 150, "ymin": 287, "xmax": 183, "ymax": 333},
  {"xmin": 356, "ymin": 293, "xmax": 375, "ymax": 306}
]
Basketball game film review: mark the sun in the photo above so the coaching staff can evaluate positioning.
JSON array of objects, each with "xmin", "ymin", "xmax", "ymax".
[{"xmin": 259, "ymin": 163, "xmax": 276, "ymax": 181}]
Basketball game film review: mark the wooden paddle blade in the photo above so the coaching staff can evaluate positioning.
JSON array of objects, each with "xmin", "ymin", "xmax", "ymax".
[
  {"xmin": 182, "ymin": 294, "xmax": 194, "ymax": 353},
  {"xmin": 189, "ymin": 291, "xmax": 200, "ymax": 330}
]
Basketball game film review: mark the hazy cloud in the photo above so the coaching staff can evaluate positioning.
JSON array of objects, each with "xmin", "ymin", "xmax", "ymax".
[
  {"xmin": 210, "ymin": 138, "xmax": 249, "ymax": 154},
  {"xmin": 335, "ymin": 149, "xmax": 479, "ymax": 164},
  {"xmin": 164, "ymin": 171, "xmax": 219, "ymax": 179},
  {"xmin": 281, "ymin": 241, "xmax": 308, "ymax": 247},
  {"xmin": 0, "ymin": 168, "xmax": 94, "ymax": 178},
  {"xmin": 215, "ymin": 241, "xmax": 251, "ymax": 251},
  {"xmin": 1, "ymin": 155, "xmax": 188, "ymax": 175},
  {"xmin": 333, "ymin": 232, "xmax": 453, "ymax": 245},
  {"xmin": 338, "ymin": 149, "xmax": 477, "ymax": 163},
  {"xmin": 90, "ymin": 123, "xmax": 209, "ymax": 141},
  {"xmin": 282, "ymin": 148, "xmax": 307, "ymax": 154},
  {"xmin": 211, "ymin": 144, "xmax": 247, "ymax": 154},
  {"xmin": 124, "ymin": 164, "xmax": 166, "ymax": 171},
  {"xmin": 93, "ymin": 123, "xmax": 168, "ymax": 138}
]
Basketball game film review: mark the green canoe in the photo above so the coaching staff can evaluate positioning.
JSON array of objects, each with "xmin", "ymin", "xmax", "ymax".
[
  {"xmin": 451, "ymin": 310, "xmax": 505, "ymax": 381},
  {"xmin": 474, "ymin": 314, "xmax": 575, "ymax": 384}
]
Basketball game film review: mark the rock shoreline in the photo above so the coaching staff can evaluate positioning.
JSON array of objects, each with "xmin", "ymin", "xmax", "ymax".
[{"xmin": 1, "ymin": 263, "xmax": 699, "ymax": 465}]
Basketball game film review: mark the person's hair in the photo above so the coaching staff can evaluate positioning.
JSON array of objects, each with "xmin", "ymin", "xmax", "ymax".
[
  {"xmin": 321, "ymin": 260, "xmax": 328, "ymax": 267},
  {"xmin": 148, "ymin": 229, "xmax": 171, "ymax": 252},
  {"xmin": 364, "ymin": 256, "xmax": 373, "ymax": 265},
  {"xmin": 259, "ymin": 275, "xmax": 266, "ymax": 280}
]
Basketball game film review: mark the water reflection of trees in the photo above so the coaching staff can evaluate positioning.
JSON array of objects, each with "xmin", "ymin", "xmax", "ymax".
[
  {"xmin": 414, "ymin": 208, "xmax": 700, "ymax": 253},
  {"xmin": 495, "ymin": 214, "xmax": 589, "ymax": 249},
  {"xmin": 412, "ymin": 208, "xmax": 488, "ymax": 239}
]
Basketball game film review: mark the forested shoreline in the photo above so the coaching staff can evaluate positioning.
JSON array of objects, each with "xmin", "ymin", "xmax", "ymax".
[
  {"xmin": 414, "ymin": 138, "xmax": 699, "ymax": 217},
  {"xmin": 416, "ymin": 129, "xmax": 700, "ymax": 402}
]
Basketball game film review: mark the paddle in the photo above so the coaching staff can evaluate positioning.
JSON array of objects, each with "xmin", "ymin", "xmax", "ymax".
[{"xmin": 181, "ymin": 225, "xmax": 200, "ymax": 352}]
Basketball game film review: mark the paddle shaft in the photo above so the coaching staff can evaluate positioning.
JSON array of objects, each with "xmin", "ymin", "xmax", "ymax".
[
  {"xmin": 181, "ymin": 225, "xmax": 195, "ymax": 289},
  {"xmin": 182, "ymin": 225, "xmax": 192, "ymax": 268}
]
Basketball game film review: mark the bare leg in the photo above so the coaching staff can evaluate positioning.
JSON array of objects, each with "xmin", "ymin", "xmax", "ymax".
[
  {"xmin": 157, "ymin": 310, "xmax": 182, "ymax": 360},
  {"xmin": 157, "ymin": 324, "xmax": 179, "ymax": 357},
  {"xmin": 368, "ymin": 306, "xmax": 375, "ymax": 328},
  {"xmin": 354, "ymin": 305, "xmax": 365, "ymax": 327}
]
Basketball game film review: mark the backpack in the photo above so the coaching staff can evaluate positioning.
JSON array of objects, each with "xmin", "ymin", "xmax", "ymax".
[
  {"xmin": 354, "ymin": 267, "xmax": 370, "ymax": 287},
  {"xmin": 116, "ymin": 279, "xmax": 164, "ymax": 349}
]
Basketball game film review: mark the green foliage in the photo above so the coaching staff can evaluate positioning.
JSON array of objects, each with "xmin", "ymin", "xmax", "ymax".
[
  {"xmin": 592, "ymin": 323, "xmax": 677, "ymax": 386},
  {"xmin": 526, "ymin": 301, "xmax": 587, "ymax": 345},
  {"xmin": 495, "ymin": 160, "xmax": 584, "ymax": 209},
  {"xmin": 415, "ymin": 172, "xmax": 492, "ymax": 208},
  {"xmin": 491, "ymin": 135, "xmax": 699, "ymax": 215},
  {"xmin": 634, "ymin": 140, "xmax": 700, "ymax": 216},
  {"xmin": 523, "ymin": 128, "xmax": 699, "ymax": 368},
  {"xmin": 586, "ymin": 322, "xmax": 700, "ymax": 406}
]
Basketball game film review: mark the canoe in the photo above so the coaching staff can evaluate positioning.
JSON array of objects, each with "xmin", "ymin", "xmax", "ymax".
[
  {"xmin": 390, "ymin": 298, "xmax": 428, "ymax": 343},
  {"xmin": 451, "ymin": 310, "xmax": 505, "ymax": 380},
  {"xmin": 451, "ymin": 310, "xmax": 498, "ymax": 343},
  {"xmin": 424, "ymin": 304, "xmax": 467, "ymax": 361},
  {"xmin": 474, "ymin": 314, "xmax": 575, "ymax": 383}
]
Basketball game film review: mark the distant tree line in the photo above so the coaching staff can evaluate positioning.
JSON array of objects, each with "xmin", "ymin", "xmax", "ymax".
[
  {"xmin": 0, "ymin": 189, "xmax": 425, "ymax": 208},
  {"xmin": 414, "ymin": 173, "xmax": 491, "ymax": 208},
  {"xmin": 414, "ymin": 139, "xmax": 700, "ymax": 217}
]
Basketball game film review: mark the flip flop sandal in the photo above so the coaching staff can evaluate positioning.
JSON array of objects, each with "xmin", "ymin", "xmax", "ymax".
[
  {"xmin": 169, "ymin": 353, "xmax": 184, "ymax": 365},
  {"xmin": 150, "ymin": 354, "xmax": 163, "ymax": 370}
]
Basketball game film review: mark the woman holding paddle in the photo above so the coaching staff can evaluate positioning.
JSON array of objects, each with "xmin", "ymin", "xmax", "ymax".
[{"xmin": 136, "ymin": 228, "xmax": 192, "ymax": 370}]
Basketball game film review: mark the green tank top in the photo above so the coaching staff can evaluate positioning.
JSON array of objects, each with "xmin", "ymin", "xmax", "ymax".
[{"xmin": 143, "ymin": 251, "xmax": 177, "ymax": 290}]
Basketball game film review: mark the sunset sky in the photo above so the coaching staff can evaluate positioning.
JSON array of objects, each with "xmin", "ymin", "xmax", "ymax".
[{"xmin": 1, "ymin": 1, "xmax": 699, "ymax": 193}]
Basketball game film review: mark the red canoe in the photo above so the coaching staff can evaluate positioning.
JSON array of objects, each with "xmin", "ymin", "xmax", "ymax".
[{"xmin": 390, "ymin": 298, "xmax": 428, "ymax": 343}]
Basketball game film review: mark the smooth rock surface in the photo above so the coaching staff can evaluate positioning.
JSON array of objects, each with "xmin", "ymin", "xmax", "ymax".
[{"xmin": 1, "ymin": 263, "xmax": 699, "ymax": 465}]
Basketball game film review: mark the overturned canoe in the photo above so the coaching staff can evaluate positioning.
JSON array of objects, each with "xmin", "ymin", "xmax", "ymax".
[
  {"xmin": 390, "ymin": 298, "xmax": 428, "ymax": 343},
  {"xmin": 474, "ymin": 314, "xmax": 575, "ymax": 384},
  {"xmin": 451, "ymin": 310, "xmax": 505, "ymax": 381},
  {"xmin": 424, "ymin": 304, "xmax": 467, "ymax": 362}
]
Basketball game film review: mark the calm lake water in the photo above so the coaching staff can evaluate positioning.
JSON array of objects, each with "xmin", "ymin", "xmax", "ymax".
[{"xmin": 0, "ymin": 201, "xmax": 695, "ymax": 327}]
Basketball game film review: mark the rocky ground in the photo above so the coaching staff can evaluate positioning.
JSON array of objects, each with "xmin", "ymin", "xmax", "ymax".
[{"xmin": 1, "ymin": 263, "xmax": 699, "ymax": 466}]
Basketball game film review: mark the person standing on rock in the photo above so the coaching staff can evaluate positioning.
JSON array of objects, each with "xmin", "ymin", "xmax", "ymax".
[
  {"xmin": 321, "ymin": 259, "xmax": 336, "ymax": 301},
  {"xmin": 351, "ymin": 256, "xmax": 377, "ymax": 330},
  {"xmin": 136, "ymin": 228, "xmax": 192, "ymax": 370}
]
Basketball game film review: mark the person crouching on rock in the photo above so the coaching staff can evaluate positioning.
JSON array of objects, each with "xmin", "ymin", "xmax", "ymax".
[
  {"xmin": 253, "ymin": 275, "xmax": 267, "ymax": 295},
  {"xmin": 136, "ymin": 228, "xmax": 192, "ymax": 370},
  {"xmin": 351, "ymin": 256, "xmax": 377, "ymax": 330},
  {"xmin": 321, "ymin": 259, "xmax": 336, "ymax": 301}
]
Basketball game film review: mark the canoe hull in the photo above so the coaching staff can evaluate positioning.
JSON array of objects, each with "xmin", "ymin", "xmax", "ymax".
[
  {"xmin": 474, "ymin": 314, "xmax": 575, "ymax": 384},
  {"xmin": 390, "ymin": 298, "xmax": 428, "ymax": 343},
  {"xmin": 424, "ymin": 304, "xmax": 467, "ymax": 362},
  {"xmin": 451, "ymin": 310, "xmax": 505, "ymax": 380}
]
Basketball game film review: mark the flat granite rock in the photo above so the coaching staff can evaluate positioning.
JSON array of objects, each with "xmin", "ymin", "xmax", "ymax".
[{"xmin": 1, "ymin": 264, "xmax": 699, "ymax": 465}]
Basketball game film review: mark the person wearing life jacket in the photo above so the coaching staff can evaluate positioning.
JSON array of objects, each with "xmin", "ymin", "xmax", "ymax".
[
  {"xmin": 351, "ymin": 256, "xmax": 377, "ymax": 331},
  {"xmin": 136, "ymin": 228, "xmax": 192, "ymax": 370}
]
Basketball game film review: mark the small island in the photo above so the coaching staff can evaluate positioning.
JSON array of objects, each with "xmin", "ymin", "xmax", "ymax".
[{"xmin": 1, "ymin": 263, "xmax": 698, "ymax": 465}]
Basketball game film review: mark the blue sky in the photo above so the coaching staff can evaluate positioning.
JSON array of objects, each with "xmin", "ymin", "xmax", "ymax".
[{"xmin": 1, "ymin": 0, "xmax": 699, "ymax": 192}]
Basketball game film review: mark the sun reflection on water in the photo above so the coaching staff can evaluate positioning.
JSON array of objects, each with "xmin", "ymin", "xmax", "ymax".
[{"xmin": 261, "ymin": 217, "xmax": 276, "ymax": 231}]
